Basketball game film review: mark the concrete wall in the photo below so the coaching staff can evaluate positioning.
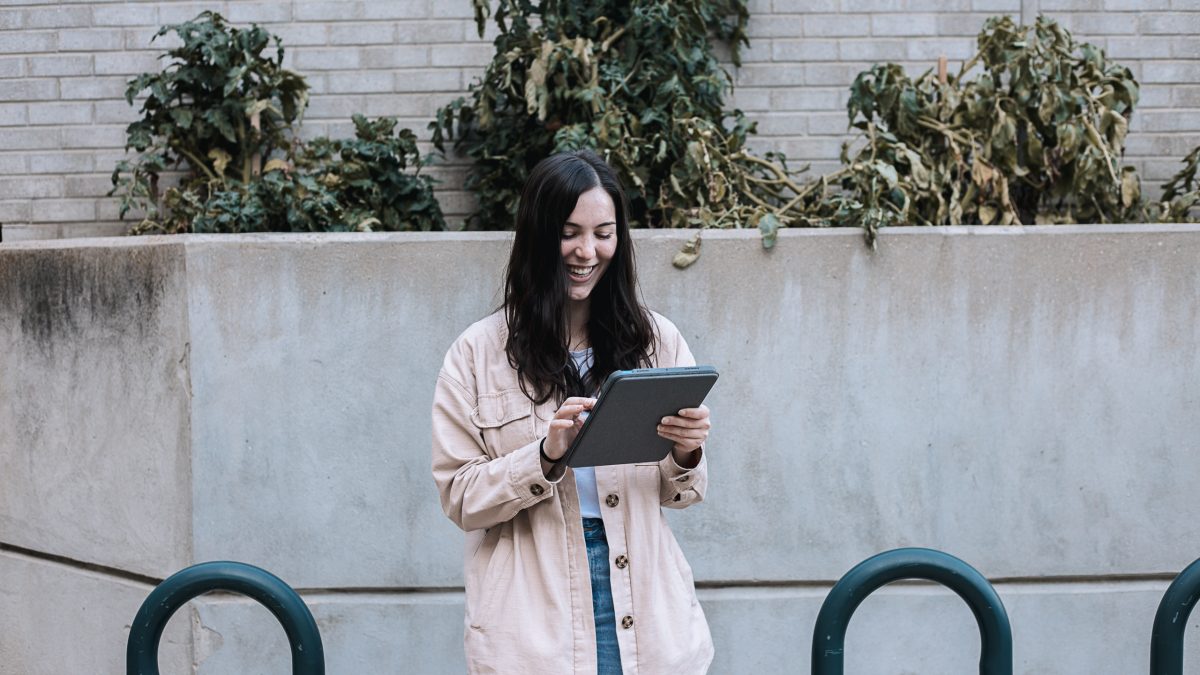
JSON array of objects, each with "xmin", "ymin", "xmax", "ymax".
[
  {"xmin": 1, "ymin": 0, "xmax": 1199, "ymax": 241},
  {"xmin": 2, "ymin": 227, "xmax": 1200, "ymax": 673}
]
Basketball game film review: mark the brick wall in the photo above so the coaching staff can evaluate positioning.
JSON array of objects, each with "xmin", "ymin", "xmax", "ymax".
[{"xmin": 0, "ymin": 0, "xmax": 1197, "ymax": 241}]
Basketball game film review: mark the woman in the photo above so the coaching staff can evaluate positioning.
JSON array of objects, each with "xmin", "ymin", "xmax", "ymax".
[{"xmin": 431, "ymin": 150, "xmax": 713, "ymax": 674}]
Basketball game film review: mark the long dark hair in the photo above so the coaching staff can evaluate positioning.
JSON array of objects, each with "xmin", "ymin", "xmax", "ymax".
[{"xmin": 504, "ymin": 150, "xmax": 655, "ymax": 405}]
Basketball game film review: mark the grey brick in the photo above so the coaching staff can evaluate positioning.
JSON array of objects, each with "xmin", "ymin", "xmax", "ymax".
[
  {"xmin": 909, "ymin": 0, "xmax": 974, "ymax": 7},
  {"xmin": 395, "ymin": 20, "xmax": 463, "ymax": 43},
  {"xmin": 392, "ymin": 68, "xmax": 462, "ymax": 92},
  {"xmin": 0, "ymin": 30, "xmax": 56, "ymax": 53},
  {"xmin": 1172, "ymin": 86, "xmax": 1200, "ymax": 107},
  {"xmin": 0, "ymin": 79, "xmax": 57, "ymax": 101},
  {"xmin": 773, "ymin": 39, "xmax": 839, "ymax": 62},
  {"xmin": 361, "ymin": 45, "xmax": 431, "ymax": 69},
  {"xmin": 91, "ymin": 4, "xmax": 158, "ymax": 27},
  {"xmin": 0, "ymin": 56, "xmax": 23, "ymax": 77},
  {"xmin": 771, "ymin": 87, "xmax": 845, "ymax": 111},
  {"xmin": 60, "ymin": 125, "xmax": 127, "ymax": 149},
  {"xmin": 1141, "ymin": 12, "xmax": 1200, "ymax": 35},
  {"xmin": 840, "ymin": 0, "xmax": 907, "ymax": 12},
  {"xmin": 294, "ymin": 2, "xmax": 365, "ymax": 21},
  {"xmin": 31, "ymin": 198, "xmax": 97, "ymax": 223},
  {"xmin": 324, "ymin": 70, "xmax": 393, "ymax": 94},
  {"xmin": 0, "ymin": 102, "xmax": 24, "ymax": 126},
  {"xmin": 735, "ymin": 63, "xmax": 804, "ymax": 87},
  {"xmin": 726, "ymin": 87, "xmax": 771, "ymax": 112},
  {"xmin": 756, "ymin": 113, "xmax": 809, "ymax": 136},
  {"xmin": 94, "ymin": 100, "xmax": 139, "ymax": 124},
  {"xmin": 294, "ymin": 48, "xmax": 361, "ymax": 71},
  {"xmin": 746, "ymin": 14, "xmax": 804, "ymax": 38},
  {"xmin": 29, "ymin": 151, "xmax": 94, "ymax": 174},
  {"xmin": 225, "ymin": 2, "xmax": 293, "ymax": 23},
  {"xmin": 771, "ymin": 0, "xmax": 840, "ymax": 11},
  {"xmin": 1057, "ymin": 12, "xmax": 1139, "ymax": 36},
  {"xmin": 58, "ymin": 28, "xmax": 124, "ymax": 52},
  {"xmin": 1040, "ymin": 0, "xmax": 1103, "ymax": 8},
  {"xmin": 28, "ymin": 54, "xmax": 93, "ymax": 77},
  {"xmin": 64, "ymin": 174, "xmax": 113, "ymax": 196},
  {"xmin": 1139, "ymin": 110, "xmax": 1200, "ymax": 132},
  {"xmin": 361, "ymin": 92, "xmax": 444, "ymax": 117},
  {"xmin": 28, "ymin": 102, "xmax": 93, "ymax": 125},
  {"xmin": 0, "ymin": 153, "xmax": 25, "ymax": 174},
  {"xmin": 971, "ymin": 0, "xmax": 1020, "ymax": 9},
  {"xmin": 430, "ymin": 43, "xmax": 494, "ymax": 67},
  {"xmin": 907, "ymin": 37, "xmax": 977, "ymax": 61},
  {"xmin": 124, "ymin": 27, "xmax": 179, "ymax": 51},
  {"xmin": 0, "ymin": 9, "xmax": 20, "ymax": 29},
  {"xmin": 429, "ymin": 1, "xmax": 472, "ymax": 19},
  {"xmin": 329, "ymin": 21, "xmax": 396, "ymax": 45},
  {"xmin": 804, "ymin": 13, "xmax": 870, "ymax": 37},
  {"xmin": 0, "ymin": 175, "xmax": 64, "ymax": 198},
  {"xmin": 364, "ymin": 0, "xmax": 434, "ymax": 20},
  {"xmin": 873, "ymin": 13, "xmax": 938, "ymax": 36},
  {"xmin": 746, "ymin": 136, "xmax": 844, "ymax": 160},
  {"xmin": 60, "ymin": 76, "xmax": 128, "ymax": 100},
  {"xmin": 839, "ymin": 39, "xmax": 907, "ymax": 61},
  {"xmin": 1124, "ymin": 133, "xmax": 1197, "ymax": 156},
  {"xmin": 1, "ymin": 223, "xmax": 61, "ymax": 242},
  {"xmin": 1104, "ymin": 37, "xmax": 1173, "ymax": 59},
  {"xmin": 94, "ymin": 51, "xmax": 161, "ymax": 76},
  {"xmin": 156, "ymin": 4, "xmax": 218, "ymax": 25},
  {"xmin": 1138, "ymin": 84, "xmax": 1173, "ymax": 107},
  {"xmin": 271, "ymin": 23, "xmax": 328, "ymax": 47},
  {"xmin": 0, "ymin": 199, "xmax": 32, "ymax": 225},
  {"xmin": 808, "ymin": 111, "xmax": 853, "ymax": 135},
  {"xmin": 1141, "ymin": 61, "xmax": 1200, "ymax": 84},
  {"xmin": 935, "ymin": 13, "xmax": 995, "ymax": 36},
  {"xmin": 306, "ymin": 94, "xmax": 367, "ymax": 119},
  {"xmin": 1106, "ymin": 0, "xmax": 1170, "ymax": 7},
  {"xmin": 803, "ymin": 62, "xmax": 866, "ymax": 86},
  {"xmin": 22, "ymin": 5, "xmax": 90, "ymax": 28}
]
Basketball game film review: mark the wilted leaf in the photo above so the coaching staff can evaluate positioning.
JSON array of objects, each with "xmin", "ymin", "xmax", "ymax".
[{"xmin": 757, "ymin": 212, "xmax": 781, "ymax": 249}]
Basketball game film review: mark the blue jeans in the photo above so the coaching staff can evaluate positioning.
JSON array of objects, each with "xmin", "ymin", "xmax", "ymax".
[{"xmin": 583, "ymin": 517, "xmax": 623, "ymax": 675}]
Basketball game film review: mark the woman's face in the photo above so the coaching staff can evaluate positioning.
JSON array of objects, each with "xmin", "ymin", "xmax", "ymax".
[{"xmin": 560, "ymin": 186, "xmax": 618, "ymax": 303}]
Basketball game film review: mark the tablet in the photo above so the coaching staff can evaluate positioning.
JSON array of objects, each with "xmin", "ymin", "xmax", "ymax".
[{"xmin": 563, "ymin": 366, "xmax": 719, "ymax": 468}]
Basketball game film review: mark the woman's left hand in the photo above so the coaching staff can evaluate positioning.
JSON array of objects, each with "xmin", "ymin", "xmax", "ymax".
[{"xmin": 657, "ymin": 404, "xmax": 710, "ymax": 456}]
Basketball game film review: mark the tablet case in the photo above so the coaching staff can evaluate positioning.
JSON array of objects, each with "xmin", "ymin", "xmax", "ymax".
[{"xmin": 564, "ymin": 366, "xmax": 719, "ymax": 468}]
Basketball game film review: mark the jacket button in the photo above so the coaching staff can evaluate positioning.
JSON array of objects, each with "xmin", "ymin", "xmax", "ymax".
[
  {"xmin": 614, "ymin": 555, "xmax": 628, "ymax": 569},
  {"xmin": 621, "ymin": 615, "xmax": 634, "ymax": 629},
  {"xmin": 605, "ymin": 494, "xmax": 619, "ymax": 508},
  {"xmin": 530, "ymin": 484, "xmax": 544, "ymax": 496}
]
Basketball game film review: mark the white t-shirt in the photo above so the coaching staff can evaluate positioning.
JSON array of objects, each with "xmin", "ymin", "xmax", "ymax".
[{"xmin": 570, "ymin": 348, "xmax": 603, "ymax": 518}]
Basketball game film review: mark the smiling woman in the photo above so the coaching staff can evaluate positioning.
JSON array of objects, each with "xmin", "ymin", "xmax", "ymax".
[{"xmin": 431, "ymin": 150, "xmax": 715, "ymax": 675}]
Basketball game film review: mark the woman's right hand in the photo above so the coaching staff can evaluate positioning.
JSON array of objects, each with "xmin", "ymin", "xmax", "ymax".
[{"xmin": 543, "ymin": 396, "xmax": 597, "ymax": 461}]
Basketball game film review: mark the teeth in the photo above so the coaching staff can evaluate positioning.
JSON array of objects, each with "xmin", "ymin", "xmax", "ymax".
[{"xmin": 569, "ymin": 266, "xmax": 593, "ymax": 275}]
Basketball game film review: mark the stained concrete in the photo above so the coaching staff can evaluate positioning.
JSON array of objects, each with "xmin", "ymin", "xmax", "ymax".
[
  {"xmin": 0, "ymin": 242, "xmax": 193, "ymax": 578},
  {"xmin": 2, "ymin": 227, "xmax": 1199, "ymax": 672},
  {"xmin": 0, "ymin": 550, "xmax": 191, "ymax": 675}
]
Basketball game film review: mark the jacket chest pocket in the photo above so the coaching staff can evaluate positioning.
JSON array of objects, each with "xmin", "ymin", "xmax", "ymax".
[{"xmin": 471, "ymin": 388, "xmax": 536, "ymax": 457}]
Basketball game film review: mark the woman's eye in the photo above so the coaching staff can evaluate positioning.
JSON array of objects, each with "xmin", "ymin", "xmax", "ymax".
[{"xmin": 561, "ymin": 231, "xmax": 575, "ymax": 239}]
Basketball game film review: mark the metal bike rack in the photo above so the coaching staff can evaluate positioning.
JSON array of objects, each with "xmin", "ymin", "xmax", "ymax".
[
  {"xmin": 1151, "ymin": 556, "xmax": 1200, "ymax": 675},
  {"xmin": 812, "ymin": 547, "xmax": 1012, "ymax": 675},
  {"xmin": 126, "ymin": 560, "xmax": 324, "ymax": 675}
]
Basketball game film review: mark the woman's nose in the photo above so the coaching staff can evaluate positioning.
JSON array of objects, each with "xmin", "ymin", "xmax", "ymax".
[{"xmin": 575, "ymin": 238, "xmax": 595, "ymax": 258}]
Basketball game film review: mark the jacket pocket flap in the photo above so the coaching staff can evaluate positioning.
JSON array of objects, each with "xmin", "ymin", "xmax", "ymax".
[{"xmin": 471, "ymin": 389, "xmax": 533, "ymax": 428}]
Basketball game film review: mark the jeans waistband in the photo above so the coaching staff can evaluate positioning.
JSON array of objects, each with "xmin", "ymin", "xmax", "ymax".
[{"xmin": 582, "ymin": 517, "xmax": 606, "ymax": 539}]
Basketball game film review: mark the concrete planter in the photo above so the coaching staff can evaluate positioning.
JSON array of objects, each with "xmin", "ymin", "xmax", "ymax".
[{"xmin": 2, "ymin": 226, "xmax": 1199, "ymax": 673}]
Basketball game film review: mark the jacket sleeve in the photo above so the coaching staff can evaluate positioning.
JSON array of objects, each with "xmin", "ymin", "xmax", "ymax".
[
  {"xmin": 431, "ymin": 354, "xmax": 559, "ymax": 532},
  {"xmin": 656, "ymin": 321, "xmax": 708, "ymax": 509}
]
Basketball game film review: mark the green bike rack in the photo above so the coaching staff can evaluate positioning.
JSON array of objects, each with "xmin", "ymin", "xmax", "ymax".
[
  {"xmin": 126, "ymin": 561, "xmax": 324, "ymax": 675},
  {"xmin": 812, "ymin": 547, "xmax": 1012, "ymax": 675},
  {"xmin": 1151, "ymin": 556, "xmax": 1200, "ymax": 675}
]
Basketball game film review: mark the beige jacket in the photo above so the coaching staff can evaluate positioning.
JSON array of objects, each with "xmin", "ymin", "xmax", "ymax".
[{"xmin": 432, "ymin": 310, "xmax": 713, "ymax": 675}]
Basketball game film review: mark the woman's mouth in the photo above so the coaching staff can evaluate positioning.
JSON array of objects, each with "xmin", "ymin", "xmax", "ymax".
[{"xmin": 567, "ymin": 264, "xmax": 596, "ymax": 282}]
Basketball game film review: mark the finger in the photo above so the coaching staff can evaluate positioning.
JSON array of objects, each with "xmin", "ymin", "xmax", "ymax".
[
  {"xmin": 657, "ymin": 427, "xmax": 706, "ymax": 443},
  {"xmin": 561, "ymin": 397, "xmax": 597, "ymax": 408},
  {"xmin": 676, "ymin": 406, "xmax": 710, "ymax": 420},
  {"xmin": 660, "ymin": 415, "xmax": 710, "ymax": 430},
  {"xmin": 554, "ymin": 404, "xmax": 590, "ymax": 419},
  {"xmin": 659, "ymin": 426, "xmax": 708, "ymax": 441}
]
